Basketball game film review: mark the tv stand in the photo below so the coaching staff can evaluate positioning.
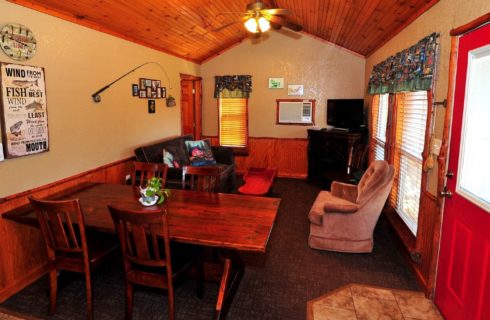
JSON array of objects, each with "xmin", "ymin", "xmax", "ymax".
[{"xmin": 307, "ymin": 129, "xmax": 365, "ymax": 186}]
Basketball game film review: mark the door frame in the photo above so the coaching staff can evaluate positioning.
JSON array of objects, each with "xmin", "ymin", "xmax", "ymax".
[
  {"xmin": 432, "ymin": 13, "xmax": 490, "ymax": 298},
  {"xmin": 180, "ymin": 73, "xmax": 202, "ymax": 139}
]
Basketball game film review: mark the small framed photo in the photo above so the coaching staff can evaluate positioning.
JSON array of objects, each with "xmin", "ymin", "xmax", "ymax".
[
  {"xmin": 152, "ymin": 80, "xmax": 158, "ymax": 90},
  {"xmin": 146, "ymin": 87, "xmax": 152, "ymax": 97},
  {"xmin": 145, "ymin": 79, "xmax": 152, "ymax": 87},
  {"xmin": 139, "ymin": 78, "xmax": 146, "ymax": 88},
  {"xmin": 156, "ymin": 88, "xmax": 162, "ymax": 98},
  {"xmin": 139, "ymin": 90, "xmax": 146, "ymax": 98},
  {"xmin": 161, "ymin": 87, "xmax": 166, "ymax": 98},
  {"xmin": 269, "ymin": 77, "xmax": 284, "ymax": 89},
  {"xmin": 132, "ymin": 84, "xmax": 139, "ymax": 96},
  {"xmin": 288, "ymin": 84, "xmax": 304, "ymax": 96},
  {"xmin": 148, "ymin": 100, "xmax": 155, "ymax": 113},
  {"xmin": 156, "ymin": 80, "xmax": 161, "ymax": 87},
  {"xmin": 151, "ymin": 91, "xmax": 157, "ymax": 98}
]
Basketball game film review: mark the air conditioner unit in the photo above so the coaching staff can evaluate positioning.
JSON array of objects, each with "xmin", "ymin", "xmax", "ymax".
[{"xmin": 277, "ymin": 99, "xmax": 315, "ymax": 125}]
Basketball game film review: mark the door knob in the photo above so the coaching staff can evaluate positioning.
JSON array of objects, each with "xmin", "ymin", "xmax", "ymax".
[
  {"xmin": 446, "ymin": 170, "xmax": 454, "ymax": 178},
  {"xmin": 440, "ymin": 186, "xmax": 452, "ymax": 198}
]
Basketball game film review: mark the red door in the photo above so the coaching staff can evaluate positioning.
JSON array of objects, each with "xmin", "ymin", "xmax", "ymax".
[{"xmin": 435, "ymin": 23, "xmax": 490, "ymax": 319}]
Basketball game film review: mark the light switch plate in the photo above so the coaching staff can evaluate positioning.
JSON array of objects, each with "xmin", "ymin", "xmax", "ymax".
[{"xmin": 432, "ymin": 138, "xmax": 442, "ymax": 156}]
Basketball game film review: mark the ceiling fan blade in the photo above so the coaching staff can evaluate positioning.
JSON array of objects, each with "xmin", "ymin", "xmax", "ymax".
[
  {"xmin": 261, "ymin": 8, "xmax": 290, "ymax": 15},
  {"xmin": 270, "ymin": 21, "xmax": 282, "ymax": 30},
  {"xmin": 212, "ymin": 21, "xmax": 238, "ymax": 32},
  {"xmin": 269, "ymin": 16, "xmax": 303, "ymax": 32}
]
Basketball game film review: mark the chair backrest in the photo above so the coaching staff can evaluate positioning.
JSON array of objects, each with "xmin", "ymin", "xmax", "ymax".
[
  {"xmin": 109, "ymin": 205, "xmax": 172, "ymax": 286},
  {"xmin": 356, "ymin": 160, "xmax": 395, "ymax": 205},
  {"xmin": 108, "ymin": 205, "xmax": 172, "ymax": 272},
  {"xmin": 182, "ymin": 166, "xmax": 221, "ymax": 193},
  {"xmin": 131, "ymin": 162, "xmax": 168, "ymax": 187},
  {"xmin": 29, "ymin": 196, "xmax": 89, "ymax": 261}
]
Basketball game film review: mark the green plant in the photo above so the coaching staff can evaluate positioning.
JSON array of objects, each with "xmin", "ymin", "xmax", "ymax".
[{"xmin": 144, "ymin": 177, "xmax": 171, "ymax": 205}]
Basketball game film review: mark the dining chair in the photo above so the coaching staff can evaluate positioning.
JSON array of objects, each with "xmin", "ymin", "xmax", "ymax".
[
  {"xmin": 108, "ymin": 205, "xmax": 202, "ymax": 320},
  {"xmin": 29, "ymin": 196, "xmax": 118, "ymax": 320},
  {"xmin": 131, "ymin": 161, "xmax": 168, "ymax": 187},
  {"xmin": 182, "ymin": 165, "xmax": 221, "ymax": 192}
]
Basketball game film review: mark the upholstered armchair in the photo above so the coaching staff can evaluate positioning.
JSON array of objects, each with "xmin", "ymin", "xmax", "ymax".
[{"xmin": 308, "ymin": 160, "xmax": 395, "ymax": 253}]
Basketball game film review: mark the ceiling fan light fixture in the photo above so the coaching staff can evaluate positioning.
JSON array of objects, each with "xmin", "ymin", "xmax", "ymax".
[
  {"xmin": 258, "ymin": 17, "xmax": 270, "ymax": 32},
  {"xmin": 245, "ymin": 17, "xmax": 259, "ymax": 33}
]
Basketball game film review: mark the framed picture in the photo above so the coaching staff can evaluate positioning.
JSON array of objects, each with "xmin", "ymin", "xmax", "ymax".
[
  {"xmin": 288, "ymin": 84, "xmax": 304, "ymax": 96},
  {"xmin": 269, "ymin": 77, "xmax": 284, "ymax": 89},
  {"xmin": 138, "ymin": 78, "xmax": 164, "ymax": 99},
  {"xmin": 148, "ymin": 100, "xmax": 155, "ymax": 113},
  {"xmin": 139, "ymin": 90, "xmax": 146, "ymax": 98},
  {"xmin": 161, "ymin": 87, "xmax": 167, "ymax": 98},
  {"xmin": 132, "ymin": 84, "xmax": 139, "ymax": 96},
  {"xmin": 0, "ymin": 63, "xmax": 49, "ymax": 158}
]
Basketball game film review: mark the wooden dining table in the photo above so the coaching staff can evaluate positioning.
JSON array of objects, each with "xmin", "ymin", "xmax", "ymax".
[{"xmin": 4, "ymin": 182, "xmax": 281, "ymax": 320}]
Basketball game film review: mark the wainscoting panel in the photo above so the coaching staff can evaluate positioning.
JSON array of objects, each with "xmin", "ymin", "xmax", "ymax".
[
  {"xmin": 205, "ymin": 136, "xmax": 308, "ymax": 178},
  {"xmin": 0, "ymin": 158, "xmax": 133, "ymax": 302}
]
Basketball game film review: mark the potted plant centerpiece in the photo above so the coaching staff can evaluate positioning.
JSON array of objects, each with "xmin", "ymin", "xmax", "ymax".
[{"xmin": 139, "ymin": 177, "xmax": 171, "ymax": 206}]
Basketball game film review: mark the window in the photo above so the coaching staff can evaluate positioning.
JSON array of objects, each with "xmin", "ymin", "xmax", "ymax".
[
  {"xmin": 370, "ymin": 91, "xmax": 429, "ymax": 235},
  {"xmin": 370, "ymin": 94, "xmax": 389, "ymax": 161},
  {"xmin": 218, "ymin": 98, "xmax": 248, "ymax": 149}
]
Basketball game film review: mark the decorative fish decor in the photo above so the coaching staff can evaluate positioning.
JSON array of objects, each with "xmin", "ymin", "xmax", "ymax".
[
  {"xmin": 12, "ymin": 79, "xmax": 38, "ymax": 87},
  {"xmin": 10, "ymin": 121, "xmax": 22, "ymax": 136},
  {"xmin": 25, "ymin": 101, "xmax": 43, "ymax": 111}
]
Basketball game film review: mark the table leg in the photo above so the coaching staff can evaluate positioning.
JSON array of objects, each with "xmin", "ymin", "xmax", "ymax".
[{"xmin": 214, "ymin": 252, "xmax": 244, "ymax": 320}]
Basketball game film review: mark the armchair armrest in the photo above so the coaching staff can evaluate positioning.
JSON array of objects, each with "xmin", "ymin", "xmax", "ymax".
[
  {"xmin": 323, "ymin": 197, "xmax": 359, "ymax": 214},
  {"xmin": 211, "ymin": 146, "xmax": 234, "ymax": 165},
  {"xmin": 331, "ymin": 181, "xmax": 358, "ymax": 203}
]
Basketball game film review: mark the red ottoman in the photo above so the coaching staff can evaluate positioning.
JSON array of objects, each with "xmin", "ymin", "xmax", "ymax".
[{"xmin": 238, "ymin": 167, "xmax": 277, "ymax": 196}]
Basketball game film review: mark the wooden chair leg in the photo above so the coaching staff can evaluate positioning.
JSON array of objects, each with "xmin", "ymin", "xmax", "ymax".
[
  {"xmin": 125, "ymin": 283, "xmax": 134, "ymax": 320},
  {"xmin": 167, "ymin": 286, "xmax": 175, "ymax": 320},
  {"xmin": 84, "ymin": 273, "xmax": 94, "ymax": 320},
  {"xmin": 48, "ymin": 269, "xmax": 58, "ymax": 315}
]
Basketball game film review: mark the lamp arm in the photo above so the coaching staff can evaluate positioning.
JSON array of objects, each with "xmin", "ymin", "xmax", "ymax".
[{"xmin": 91, "ymin": 62, "xmax": 172, "ymax": 103}]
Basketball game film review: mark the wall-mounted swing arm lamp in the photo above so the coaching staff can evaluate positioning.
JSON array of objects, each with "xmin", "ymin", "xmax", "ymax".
[{"xmin": 91, "ymin": 61, "xmax": 172, "ymax": 103}]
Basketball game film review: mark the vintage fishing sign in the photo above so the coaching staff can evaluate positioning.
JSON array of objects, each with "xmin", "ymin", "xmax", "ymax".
[{"xmin": 0, "ymin": 63, "xmax": 49, "ymax": 158}]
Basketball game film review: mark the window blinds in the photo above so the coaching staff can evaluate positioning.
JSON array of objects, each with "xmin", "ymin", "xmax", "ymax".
[
  {"xmin": 371, "ymin": 94, "xmax": 389, "ymax": 162},
  {"xmin": 219, "ymin": 98, "xmax": 248, "ymax": 148},
  {"xmin": 391, "ymin": 91, "xmax": 428, "ymax": 235}
]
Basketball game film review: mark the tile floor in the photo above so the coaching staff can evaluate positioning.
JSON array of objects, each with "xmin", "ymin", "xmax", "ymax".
[{"xmin": 307, "ymin": 284, "xmax": 443, "ymax": 320}]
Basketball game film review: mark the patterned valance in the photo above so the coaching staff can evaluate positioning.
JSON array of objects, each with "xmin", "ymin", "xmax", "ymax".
[
  {"xmin": 368, "ymin": 33, "xmax": 439, "ymax": 95},
  {"xmin": 214, "ymin": 75, "xmax": 252, "ymax": 98}
]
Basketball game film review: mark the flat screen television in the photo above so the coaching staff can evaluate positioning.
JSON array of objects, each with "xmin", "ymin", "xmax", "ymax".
[{"xmin": 327, "ymin": 99, "xmax": 364, "ymax": 129}]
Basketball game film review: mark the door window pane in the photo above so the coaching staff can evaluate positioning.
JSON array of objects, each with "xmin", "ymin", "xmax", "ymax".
[{"xmin": 458, "ymin": 45, "xmax": 490, "ymax": 211}]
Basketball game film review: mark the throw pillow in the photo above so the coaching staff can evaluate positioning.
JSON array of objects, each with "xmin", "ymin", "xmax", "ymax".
[
  {"xmin": 162, "ymin": 148, "xmax": 180, "ymax": 168},
  {"xmin": 185, "ymin": 139, "xmax": 216, "ymax": 166}
]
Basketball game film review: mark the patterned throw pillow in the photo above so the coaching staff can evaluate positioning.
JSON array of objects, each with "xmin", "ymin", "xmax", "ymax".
[
  {"xmin": 162, "ymin": 148, "xmax": 180, "ymax": 168},
  {"xmin": 184, "ymin": 140, "xmax": 216, "ymax": 166}
]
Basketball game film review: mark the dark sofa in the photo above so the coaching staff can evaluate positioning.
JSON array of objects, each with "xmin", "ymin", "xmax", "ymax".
[{"xmin": 134, "ymin": 135, "xmax": 236, "ymax": 193}]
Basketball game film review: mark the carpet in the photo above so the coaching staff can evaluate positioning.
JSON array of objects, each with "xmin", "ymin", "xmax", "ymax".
[{"xmin": 0, "ymin": 178, "xmax": 419, "ymax": 319}]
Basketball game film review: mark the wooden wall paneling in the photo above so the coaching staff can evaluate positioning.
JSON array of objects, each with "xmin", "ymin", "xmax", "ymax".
[
  {"xmin": 204, "ymin": 136, "xmax": 308, "ymax": 178},
  {"xmin": 0, "ymin": 157, "xmax": 133, "ymax": 302}
]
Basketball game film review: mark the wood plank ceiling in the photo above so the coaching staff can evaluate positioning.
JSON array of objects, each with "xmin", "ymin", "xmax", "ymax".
[{"xmin": 8, "ymin": 0, "xmax": 439, "ymax": 63}]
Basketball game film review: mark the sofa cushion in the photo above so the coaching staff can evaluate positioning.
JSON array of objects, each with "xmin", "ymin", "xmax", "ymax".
[{"xmin": 185, "ymin": 140, "xmax": 216, "ymax": 166}]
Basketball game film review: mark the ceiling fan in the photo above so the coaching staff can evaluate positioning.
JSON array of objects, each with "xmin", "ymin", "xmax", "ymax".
[{"xmin": 215, "ymin": 1, "xmax": 303, "ymax": 34}]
